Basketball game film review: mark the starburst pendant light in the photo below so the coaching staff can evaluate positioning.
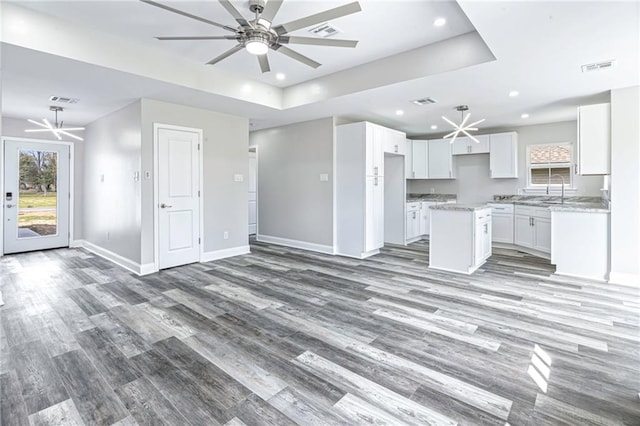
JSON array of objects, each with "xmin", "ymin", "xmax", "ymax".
[
  {"xmin": 442, "ymin": 105, "xmax": 485, "ymax": 144},
  {"xmin": 25, "ymin": 106, "xmax": 85, "ymax": 141}
]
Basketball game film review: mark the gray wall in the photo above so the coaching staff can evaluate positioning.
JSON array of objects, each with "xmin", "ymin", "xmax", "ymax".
[
  {"xmin": 2, "ymin": 116, "xmax": 85, "ymax": 241},
  {"xmin": 408, "ymin": 121, "xmax": 604, "ymax": 203},
  {"xmin": 83, "ymin": 101, "xmax": 142, "ymax": 262},
  {"xmin": 140, "ymin": 99, "xmax": 249, "ymax": 264},
  {"xmin": 250, "ymin": 117, "xmax": 335, "ymax": 247}
]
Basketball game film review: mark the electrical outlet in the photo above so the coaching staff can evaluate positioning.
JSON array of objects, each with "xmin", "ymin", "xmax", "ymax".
[
  {"xmin": 223, "ymin": 231, "xmax": 229, "ymax": 240},
  {"xmin": 234, "ymin": 174, "xmax": 244, "ymax": 182},
  {"xmin": 319, "ymin": 173, "xmax": 329, "ymax": 182}
]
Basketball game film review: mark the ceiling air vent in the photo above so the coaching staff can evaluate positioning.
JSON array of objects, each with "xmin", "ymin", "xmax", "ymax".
[
  {"xmin": 308, "ymin": 23, "xmax": 341, "ymax": 38},
  {"xmin": 581, "ymin": 60, "xmax": 616, "ymax": 73},
  {"xmin": 49, "ymin": 96, "xmax": 79, "ymax": 104},
  {"xmin": 411, "ymin": 97, "xmax": 438, "ymax": 106}
]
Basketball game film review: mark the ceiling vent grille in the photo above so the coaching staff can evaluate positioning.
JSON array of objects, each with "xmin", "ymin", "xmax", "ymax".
[
  {"xmin": 411, "ymin": 97, "xmax": 438, "ymax": 106},
  {"xmin": 308, "ymin": 23, "xmax": 341, "ymax": 38},
  {"xmin": 581, "ymin": 60, "xmax": 616, "ymax": 73},
  {"xmin": 49, "ymin": 96, "xmax": 79, "ymax": 104}
]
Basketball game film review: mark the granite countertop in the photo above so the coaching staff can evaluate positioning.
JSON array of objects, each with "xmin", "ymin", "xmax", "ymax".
[
  {"xmin": 490, "ymin": 195, "xmax": 609, "ymax": 212},
  {"xmin": 407, "ymin": 193, "xmax": 457, "ymax": 202},
  {"xmin": 430, "ymin": 203, "xmax": 491, "ymax": 212}
]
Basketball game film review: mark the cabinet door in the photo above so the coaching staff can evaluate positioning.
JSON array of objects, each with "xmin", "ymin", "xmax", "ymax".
[
  {"xmin": 372, "ymin": 125, "xmax": 385, "ymax": 177},
  {"xmin": 482, "ymin": 220, "xmax": 492, "ymax": 259},
  {"xmin": 412, "ymin": 140, "xmax": 429, "ymax": 179},
  {"xmin": 428, "ymin": 139, "xmax": 454, "ymax": 179},
  {"xmin": 385, "ymin": 130, "xmax": 406, "ymax": 155},
  {"xmin": 474, "ymin": 222, "xmax": 484, "ymax": 266},
  {"xmin": 405, "ymin": 140, "xmax": 413, "ymax": 179},
  {"xmin": 578, "ymin": 103, "xmax": 610, "ymax": 175},
  {"xmin": 452, "ymin": 137, "xmax": 470, "ymax": 155},
  {"xmin": 533, "ymin": 217, "xmax": 551, "ymax": 253},
  {"xmin": 492, "ymin": 214, "xmax": 514, "ymax": 243},
  {"xmin": 490, "ymin": 132, "xmax": 518, "ymax": 178},
  {"xmin": 514, "ymin": 215, "xmax": 534, "ymax": 248},
  {"xmin": 469, "ymin": 134, "xmax": 490, "ymax": 154},
  {"xmin": 405, "ymin": 210, "xmax": 420, "ymax": 240},
  {"xmin": 373, "ymin": 177, "xmax": 384, "ymax": 248},
  {"xmin": 420, "ymin": 202, "xmax": 436, "ymax": 236}
]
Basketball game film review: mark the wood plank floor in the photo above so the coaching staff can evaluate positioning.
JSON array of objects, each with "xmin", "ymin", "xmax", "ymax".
[{"xmin": 1, "ymin": 239, "xmax": 639, "ymax": 425}]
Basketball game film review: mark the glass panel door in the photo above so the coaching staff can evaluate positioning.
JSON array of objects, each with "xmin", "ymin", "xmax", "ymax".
[{"xmin": 18, "ymin": 150, "xmax": 59, "ymax": 238}]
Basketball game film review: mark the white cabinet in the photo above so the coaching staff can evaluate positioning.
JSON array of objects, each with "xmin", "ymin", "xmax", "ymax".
[
  {"xmin": 488, "ymin": 203, "xmax": 514, "ymax": 243},
  {"xmin": 410, "ymin": 140, "xmax": 429, "ymax": 179},
  {"xmin": 336, "ymin": 122, "xmax": 390, "ymax": 258},
  {"xmin": 404, "ymin": 140, "xmax": 413, "ymax": 179},
  {"xmin": 420, "ymin": 201, "xmax": 437, "ymax": 235},
  {"xmin": 489, "ymin": 132, "xmax": 518, "ymax": 178},
  {"xmin": 429, "ymin": 206, "xmax": 492, "ymax": 274},
  {"xmin": 514, "ymin": 205, "xmax": 551, "ymax": 253},
  {"xmin": 428, "ymin": 139, "xmax": 455, "ymax": 179},
  {"xmin": 452, "ymin": 135, "xmax": 490, "ymax": 155},
  {"xmin": 405, "ymin": 202, "xmax": 421, "ymax": 241},
  {"xmin": 383, "ymin": 128, "xmax": 407, "ymax": 155},
  {"xmin": 577, "ymin": 103, "xmax": 610, "ymax": 175},
  {"xmin": 365, "ymin": 176, "xmax": 384, "ymax": 251}
]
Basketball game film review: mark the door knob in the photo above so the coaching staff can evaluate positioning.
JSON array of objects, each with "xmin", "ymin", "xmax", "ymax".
[
  {"xmin": 5, "ymin": 204, "xmax": 14, "ymax": 208},
  {"xmin": 160, "ymin": 203, "xmax": 172, "ymax": 208}
]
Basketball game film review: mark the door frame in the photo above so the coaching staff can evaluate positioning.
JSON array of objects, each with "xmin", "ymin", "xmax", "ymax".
[
  {"xmin": 152, "ymin": 123, "xmax": 204, "ymax": 271},
  {"xmin": 0, "ymin": 136, "xmax": 75, "ymax": 256},
  {"xmin": 248, "ymin": 145, "xmax": 259, "ymax": 237}
]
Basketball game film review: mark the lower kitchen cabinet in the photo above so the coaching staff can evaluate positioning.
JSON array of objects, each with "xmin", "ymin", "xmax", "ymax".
[
  {"xmin": 488, "ymin": 203, "xmax": 514, "ymax": 243},
  {"xmin": 514, "ymin": 206, "xmax": 551, "ymax": 253},
  {"xmin": 406, "ymin": 203, "xmax": 421, "ymax": 240}
]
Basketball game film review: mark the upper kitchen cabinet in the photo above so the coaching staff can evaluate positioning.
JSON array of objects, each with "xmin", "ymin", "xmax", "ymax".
[
  {"xmin": 368, "ymin": 123, "xmax": 385, "ymax": 177},
  {"xmin": 411, "ymin": 140, "xmax": 429, "ymax": 179},
  {"xmin": 428, "ymin": 138, "xmax": 456, "ymax": 179},
  {"xmin": 452, "ymin": 135, "xmax": 490, "ymax": 155},
  {"xmin": 382, "ymin": 127, "xmax": 407, "ymax": 155},
  {"xmin": 405, "ymin": 139, "xmax": 413, "ymax": 179},
  {"xmin": 489, "ymin": 132, "xmax": 518, "ymax": 178},
  {"xmin": 577, "ymin": 103, "xmax": 610, "ymax": 175}
]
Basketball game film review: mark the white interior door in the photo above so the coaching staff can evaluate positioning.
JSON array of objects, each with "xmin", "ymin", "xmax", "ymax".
[
  {"xmin": 158, "ymin": 127, "xmax": 200, "ymax": 269},
  {"xmin": 248, "ymin": 151, "xmax": 257, "ymax": 235},
  {"xmin": 3, "ymin": 140, "xmax": 70, "ymax": 254}
]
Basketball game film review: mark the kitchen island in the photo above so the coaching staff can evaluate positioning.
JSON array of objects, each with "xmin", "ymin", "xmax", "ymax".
[{"xmin": 429, "ymin": 204, "xmax": 492, "ymax": 274}]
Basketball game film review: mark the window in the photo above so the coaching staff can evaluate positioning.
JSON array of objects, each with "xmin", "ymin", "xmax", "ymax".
[{"xmin": 527, "ymin": 143, "xmax": 573, "ymax": 189}]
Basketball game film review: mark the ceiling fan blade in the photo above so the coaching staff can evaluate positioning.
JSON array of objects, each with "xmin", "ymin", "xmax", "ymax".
[
  {"xmin": 27, "ymin": 119, "xmax": 48, "ymax": 128},
  {"xmin": 279, "ymin": 36, "xmax": 358, "ymax": 48},
  {"xmin": 272, "ymin": 1, "xmax": 361, "ymax": 35},
  {"xmin": 206, "ymin": 44, "xmax": 244, "ymax": 65},
  {"xmin": 156, "ymin": 35, "xmax": 238, "ymax": 41},
  {"xmin": 443, "ymin": 129, "xmax": 460, "ymax": 139},
  {"xmin": 272, "ymin": 44, "xmax": 321, "ymax": 68},
  {"xmin": 25, "ymin": 129, "xmax": 53, "ymax": 133},
  {"xmin": 218, "ymin": 0, "xmax": 250, "ymax": 27},
  {"xmin": 259, "ymin": 0, "xmax": 283, "ymax": 27},
  {"xmin": 140, "ymin": 0, "xmax": 236, "ymax": 32},
  {"xmin": 441, "ymin": 116, "xmax": 459, "ymax": 128},
  {"xmin": 58, "ymin": 127, "xmax": 85, "ymax": 131},
  {"xmin": 466, "ymin": 118, "xmax": 486, "ymax": 128},
  {"xmin": 461, "ymin": 130, "xmax": 479, "ymax": 143},
  {"xmin": 57, "ymin": 130, "xmax": 84, "ymax": 142},
  {"xmin": 258, "ymin": 54, "xmax": 271, "ymax": 73}
]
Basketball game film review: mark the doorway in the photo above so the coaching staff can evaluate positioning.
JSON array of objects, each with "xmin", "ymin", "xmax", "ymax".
[
  {"xmin": 2, "ymin": 139, "xmax": 71, "ymax": 254},
  {"xmin": 248, "ymin": 148, "xmax": 257, "ymax": 235},
  {"xmin": 154, "ymin": 125, "xmax": 203, "ymax": 270}
]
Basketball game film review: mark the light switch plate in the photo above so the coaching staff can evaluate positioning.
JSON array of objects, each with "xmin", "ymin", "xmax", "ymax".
[
  {"xmin": 320, "ymin": 173, "xmax": 329, "ymax": 182},
  {"xmin": 234, "ymin": 174, "xmax": 244, "ymax": 182}
]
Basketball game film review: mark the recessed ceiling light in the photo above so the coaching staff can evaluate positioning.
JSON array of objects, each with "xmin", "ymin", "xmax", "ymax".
[
  {"xmin": 433, "ymin": 17, "xmax": 446, "ymax": 27},
  {"xmin": 431, "ymin": 125, "xmax": 438, "ymax": 130},
  {"xmin": 509, "ymin": 91, "xmax": 519, "ymax": 97},
  {"xmin": 395, "ymin": 110, "xmax": 404, "ymax": 116},
  {"xmin": 521, "ymin": 113, "xmax": 529, "ymax": 118},
  {"xmin": 276, "ymin": 73, "xmax": 286, "ymax": 81}
]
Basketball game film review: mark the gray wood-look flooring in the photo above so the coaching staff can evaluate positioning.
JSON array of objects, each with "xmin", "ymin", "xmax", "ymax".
[{"xmin": 1, "ymin": 239, "xmax": 639, "ymax": 425}]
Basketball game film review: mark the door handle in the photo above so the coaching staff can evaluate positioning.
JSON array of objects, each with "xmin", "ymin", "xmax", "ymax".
[
  {"xmin": 160, "ymin": 203, "xmax": 172, "ymax": 208},
  {"xmin": 5, "ymin": 204, "xmax": 14, "ymax": 208}
]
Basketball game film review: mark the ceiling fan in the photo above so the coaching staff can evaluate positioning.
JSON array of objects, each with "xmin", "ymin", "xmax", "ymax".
[
  {"xmin": 25, "ymin": 106, "xmax": 85, "ymax": 141},
  {"xmin": 141, "ymin": 0, "xmax": 362, "ymax": 73}
]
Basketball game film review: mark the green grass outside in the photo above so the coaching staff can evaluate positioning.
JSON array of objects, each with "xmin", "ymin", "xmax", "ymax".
[{"xmin": 19, "ymin": 192, "xmax": 57, "ymax": 208}]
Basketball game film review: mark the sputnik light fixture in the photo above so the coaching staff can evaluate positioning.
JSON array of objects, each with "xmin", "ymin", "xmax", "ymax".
[
  {"xmin": 26, "ymin": 106, "xmax": 85, "ymax": 141},
  {"xmin": 441, "ymin": 105, "xmax": 485, "ymax": 144}
]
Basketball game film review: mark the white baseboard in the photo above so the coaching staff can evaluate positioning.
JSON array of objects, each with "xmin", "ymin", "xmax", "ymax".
[
  {"xmin": 139, "ymin": 263, "xmax": 158, "ymax": 276},
  {"xmin": 335, "ymin": 248, "xmax": 380, "ymax": 259},
  {"xmin": 75, "ymin": 240, "xmax": 151, "ymax": 276},
  {"xmin": 201, "ymin": 245, "xmax": 250, "ymax": 263},
  {"xmin": 257, "ymin": 234, "xmax": 335, "ymax": 255},
  {"xmin": 608, "ymin": 271, "xmax": 640, "ymax": 287}
]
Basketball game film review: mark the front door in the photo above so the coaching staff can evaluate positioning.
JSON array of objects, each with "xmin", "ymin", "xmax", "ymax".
[
  {"xmin": 157, "ymin": 127, "xmax": 200, "ymax": 269},
  {"xmin": 3, "ymin": 140, "xmax": 70, "ymax": 254}
]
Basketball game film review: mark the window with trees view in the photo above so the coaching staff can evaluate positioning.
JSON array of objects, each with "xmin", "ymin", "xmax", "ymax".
[
  {"xmin": 18, "ymin": 150, "xmax": 59, "ymax": 237},
  {"xmin": 527, "ymin": 143, "xmax": 573, "ymax": 189}
]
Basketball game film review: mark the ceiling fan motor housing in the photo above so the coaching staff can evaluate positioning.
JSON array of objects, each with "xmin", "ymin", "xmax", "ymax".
[{"xmin": 249, "ymin": 0, "xmax": 266, "ymax": 14}]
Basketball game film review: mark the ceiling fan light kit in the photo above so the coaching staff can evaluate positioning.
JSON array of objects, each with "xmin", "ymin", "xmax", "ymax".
[
  {"xmin": 141, "ymin": 0, "xmax": 362, "ymax": 73},
  {"xmin": 25, "ymin": 106, "xmax": 85, "ymax": 141},
  {"xmin": 442, "ymin": 105, "xmax": 485, "ymax": 145}
]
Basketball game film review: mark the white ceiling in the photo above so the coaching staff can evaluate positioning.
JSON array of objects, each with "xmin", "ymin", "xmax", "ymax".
[{"xmin": 2, "ymin": 0, "xmax": 639, "ymax": 137}]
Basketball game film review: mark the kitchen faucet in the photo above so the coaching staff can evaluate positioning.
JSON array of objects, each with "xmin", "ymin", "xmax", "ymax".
[{"xmin": 547, "ymin": 174, "xmax": 565, "ymax": 204}]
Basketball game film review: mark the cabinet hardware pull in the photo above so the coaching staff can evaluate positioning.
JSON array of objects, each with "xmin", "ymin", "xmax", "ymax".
[
  {"xmin": 394, "ymin": 145, "xmax": 398, "ymax": 153},
  {"xmin": 374, "ymin": 166, "xmax": 378, "ymax": 176},
  {"xmin": 160, "ymin": 203, "xmax": 173, "ymax": 208}
]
